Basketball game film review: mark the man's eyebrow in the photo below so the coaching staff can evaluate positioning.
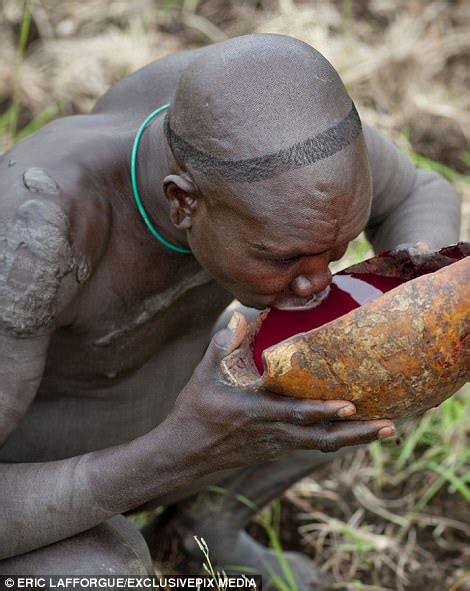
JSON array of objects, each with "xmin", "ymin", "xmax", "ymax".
[{"xmin": 164, "ymin": 102, "xmax": 362, "ymax": 183}]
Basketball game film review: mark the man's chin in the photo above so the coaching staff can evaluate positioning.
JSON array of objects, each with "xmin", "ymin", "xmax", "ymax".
[
  {"xmin": 237, "ymin": 300, "xmax": 268, "ymax": 311},
  {"xmin": 235, "ymin": 295, "xmax": 272, "ymax": 311}
]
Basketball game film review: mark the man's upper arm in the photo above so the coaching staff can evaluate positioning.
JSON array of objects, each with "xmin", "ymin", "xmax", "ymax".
[
  {"xmin": 0, "ymin": 198, "xmax": 84, "ymax": 445},
  {"xmin": 363, "ymin": 123, "xmax": 460, "ymax": 250},
  {"xmin": 0, "ymin": 332, "xmax": 50, "ymax": 446},
  {"xmin": 363, "ymin": 123, "xmax": 416, "ymax": 226}
]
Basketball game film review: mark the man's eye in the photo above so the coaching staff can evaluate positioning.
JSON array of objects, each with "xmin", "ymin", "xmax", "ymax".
[{"xmin": 274, "ymin": 255, "xmax": 301, "ymax": 265}]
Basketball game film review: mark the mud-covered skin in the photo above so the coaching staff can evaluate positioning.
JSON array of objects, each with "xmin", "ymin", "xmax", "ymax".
[
  {"xmin": 0, "ymin": 34, "xmax": 460, "ymax": 581},
  {"xmin": 0, "ymin": 198, "xmax": 89, "ymax": 338}
]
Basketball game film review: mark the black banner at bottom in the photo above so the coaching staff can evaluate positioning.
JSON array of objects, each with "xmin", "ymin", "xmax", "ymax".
[{"xmin": 0, "ymin": 576, "xmax": 261, "ymax": 591}]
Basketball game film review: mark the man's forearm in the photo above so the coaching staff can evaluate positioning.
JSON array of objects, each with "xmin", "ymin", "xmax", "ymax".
[{"xmin": 0, "ymin": 418, "xmax": 201, "ymax": 559}]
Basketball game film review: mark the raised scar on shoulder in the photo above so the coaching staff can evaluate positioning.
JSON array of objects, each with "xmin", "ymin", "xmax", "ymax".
[
  {"xmin": 0, "ymin": 199, "xmax": 88, "ymax": 336},
  {"xmin": 23, "ymin": 167, "xmax": 60, "ymax": 195}
]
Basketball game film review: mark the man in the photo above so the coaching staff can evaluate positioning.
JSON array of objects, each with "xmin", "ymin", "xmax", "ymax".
[{"xmin": 0, "ymin": 34, "xmax": 460, "ymax": 588}]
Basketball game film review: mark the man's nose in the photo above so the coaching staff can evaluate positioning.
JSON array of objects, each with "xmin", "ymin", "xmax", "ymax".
[{"xmin": 289, "ymin": 263, "xmax": 332, "ymax": 298}]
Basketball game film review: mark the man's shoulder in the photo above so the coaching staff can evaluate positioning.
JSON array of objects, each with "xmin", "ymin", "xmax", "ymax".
[
  {"xmin": 92, "ymin": 46, "xmax": 208, "ymax": 115},
  {"xmin": 1, "ymin": 116, "xmax": 115, "ymax": 266}
]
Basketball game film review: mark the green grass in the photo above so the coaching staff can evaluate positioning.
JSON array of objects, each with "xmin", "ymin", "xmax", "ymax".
[
  {"xmin": 0, "ymin": 0, "xmax": 34, "ymax": 149},
  {"xmin": 368, "ymin": 386, "xmax": 469, "ymax": 511},
  {"xmin": 399, "ymin": 127, "xmax": 470, "ymax": 184},
  {"xmin": 0, "ymin": 104, "xmax": 61, "ymax": 153},
  {"xmin": 7, "ymin": 0, "xmax": 33, "ymax": 140},
  {"xmin": 204, "ymin": 488, "xmax": 300, "ymax": 591},
  {"xmin": 194, "ymin": 535, "xmax": 230, "ymax": 591},
  {"xmin": 0, "ymin": 1, "xmax": 60, "ymax": 154}
]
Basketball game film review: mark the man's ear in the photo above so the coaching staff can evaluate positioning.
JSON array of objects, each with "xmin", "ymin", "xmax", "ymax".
[{"xmin": 163, "ymin": 174, "xmax": 198, "ymax": 230}]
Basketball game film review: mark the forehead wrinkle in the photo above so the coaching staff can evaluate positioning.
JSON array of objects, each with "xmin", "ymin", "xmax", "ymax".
[
  {"xmin": 201, "ymin": 149, "xmax": 369, "ymax": 249},
  {"xmin": 206, "ymin": 174, "xmax": 344, "ymax": 243},
  {"xmin": 243, "ymin": 201, "xmax": 341, "ymax": 251},
  {"xmin": 249, "ymin": 223, "xmax": 339, "ymax": 255}
]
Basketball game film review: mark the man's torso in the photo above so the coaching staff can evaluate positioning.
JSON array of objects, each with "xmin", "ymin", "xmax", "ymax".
[{"xmin": 0, "ymin": 45, "xmax": 233, "ymax": 463}]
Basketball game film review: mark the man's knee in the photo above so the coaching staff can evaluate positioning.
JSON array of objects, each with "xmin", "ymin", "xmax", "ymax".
[{"xmin": 0, "ymin": 515, "xmax": 153, "ymax": 577}]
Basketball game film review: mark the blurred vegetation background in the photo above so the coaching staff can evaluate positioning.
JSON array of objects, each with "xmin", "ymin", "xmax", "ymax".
[{"xmin": 1, "ymin": 1, "xmax": 468, "ymax": 590}]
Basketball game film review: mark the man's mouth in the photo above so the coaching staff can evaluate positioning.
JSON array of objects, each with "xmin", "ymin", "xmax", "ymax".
[{"xmin": 272, "ymin": 286, "xmax": 331, "ymax": 311}]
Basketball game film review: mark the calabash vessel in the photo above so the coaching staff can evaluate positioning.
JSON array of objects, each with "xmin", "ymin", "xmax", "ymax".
[{"xmin": 221, "ymin": 243, "xmax": 469, "ymax": 419}]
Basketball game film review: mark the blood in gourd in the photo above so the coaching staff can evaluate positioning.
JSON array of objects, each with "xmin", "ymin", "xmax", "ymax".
[{"xmin": 252, "ymin": 273, "xmax": 406, "ymax": 374}]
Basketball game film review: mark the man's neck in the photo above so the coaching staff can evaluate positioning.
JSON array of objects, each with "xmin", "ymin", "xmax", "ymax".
[{"xmin": 135, "ymin": 115, "xmax": 191, "ymax": 252}]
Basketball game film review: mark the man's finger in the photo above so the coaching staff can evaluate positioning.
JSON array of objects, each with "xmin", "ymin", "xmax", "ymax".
[
  {"xmin": 282, "ymin": 419, "xmax": 396, "ymax": 452},
  {"xmin": 413, "ymin": 241, "xmax": 431, "ymax": 252},
  {"xmin": 254, "ymin": 393, "xmax": 357, "ymax": 423}
]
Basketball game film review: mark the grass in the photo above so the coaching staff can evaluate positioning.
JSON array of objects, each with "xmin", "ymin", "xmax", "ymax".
[
  {"xmin": 0, "ymin": 1, "xmax": 60, "ymax": 154},
  {"xmin": 384, "ymin": 390, "xmax": 469, "ymax": 511},
  {"xmin": 6, "ymin": 0, "xmax": 33, "ymax": 141},
  {"xmin": 1, "ymin": 0, "xmax": 33, "ymax": 151},
  {"xmin": 194, "ymin": 535, "xmax": 230, "ymax": 590},
  {"xmin": 205, "ymin": 487, "xmax": 300, "ymax": 591},
  {"xmin": 0, "ymin": 103, "xmax": 61, "ymax": 153},
  {"xmin": 398, "ymin": 128, "xmax": 470, "ymax": 185},
  {"xmin": 290, "ymin": 386, "xmax": 469, "ymax": 590}
]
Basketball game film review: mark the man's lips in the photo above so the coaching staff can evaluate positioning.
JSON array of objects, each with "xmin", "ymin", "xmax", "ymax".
[{"xmin": 272, "ymin": 286, "xmax": 331, "ymax": 311}]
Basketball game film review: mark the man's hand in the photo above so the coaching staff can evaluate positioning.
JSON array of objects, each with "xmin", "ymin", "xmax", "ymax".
[
  {"xmin": 392, "ymin": 241, "xmax": 431, "ymax": 255},
  {"xmin": 164, "ymin": 313, "xmax": 396, "ymax": 473}
]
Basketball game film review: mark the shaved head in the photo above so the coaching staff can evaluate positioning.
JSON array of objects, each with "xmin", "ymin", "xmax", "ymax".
[
  {"xmin": 165, "ymin": 34, "xmax": 362, "ymax": 184},
  {"xmin": 159, "ymin": 34, "xmax": 372, "ymax": 309}
]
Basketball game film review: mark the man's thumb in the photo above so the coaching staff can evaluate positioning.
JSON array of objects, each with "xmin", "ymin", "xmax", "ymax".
[{"xmin": 206, "ymin": 312, "xmax": 248, "ymax": 365}]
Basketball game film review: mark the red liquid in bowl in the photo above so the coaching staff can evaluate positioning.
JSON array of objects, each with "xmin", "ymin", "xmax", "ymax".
[{"xmin": 252, "ymin": 272, "xmax": 406, "ymax": 374}]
